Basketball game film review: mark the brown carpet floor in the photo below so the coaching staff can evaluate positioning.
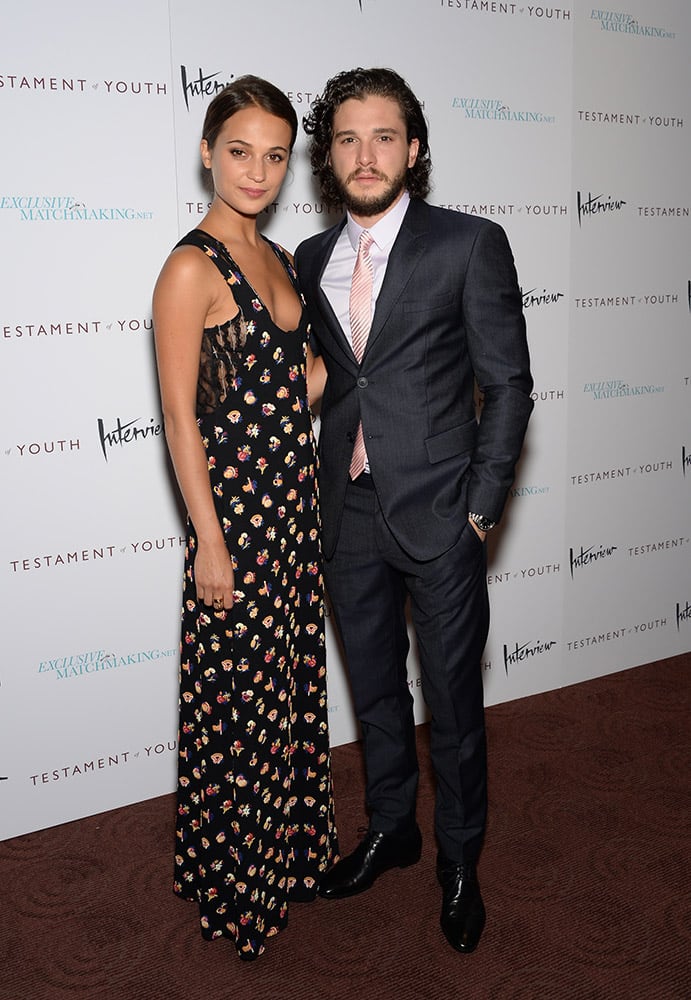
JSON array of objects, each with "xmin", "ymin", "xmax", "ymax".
[{"xmin": 1, "ymin": 653, "xmax": 688, "ymax": 1000}]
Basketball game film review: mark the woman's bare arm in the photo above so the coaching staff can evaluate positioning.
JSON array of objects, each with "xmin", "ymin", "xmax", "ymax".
[{"xmin": 153, "ymin": 247, "xmax": 235, "ymax": 609}]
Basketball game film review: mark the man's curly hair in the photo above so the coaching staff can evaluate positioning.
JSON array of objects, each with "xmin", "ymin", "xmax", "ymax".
[{"xmin": 302, "ymin": 67, "xmax": 432, "ymax": 207}]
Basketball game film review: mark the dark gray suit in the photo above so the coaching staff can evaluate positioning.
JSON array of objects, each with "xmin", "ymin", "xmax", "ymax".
[{"xmin": 296, "ymin": 198, "xmax": 532, "ymax": 863}]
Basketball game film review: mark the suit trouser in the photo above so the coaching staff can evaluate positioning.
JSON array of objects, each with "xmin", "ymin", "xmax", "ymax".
[{"xmin": 324, "ymin": 477, "xmax": 490, "ymax": 864}]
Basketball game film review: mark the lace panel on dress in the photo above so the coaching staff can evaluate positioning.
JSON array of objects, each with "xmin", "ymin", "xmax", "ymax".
[{"xmin": 196, "ymin": 311, "xmax": 249, "ymax": 416}]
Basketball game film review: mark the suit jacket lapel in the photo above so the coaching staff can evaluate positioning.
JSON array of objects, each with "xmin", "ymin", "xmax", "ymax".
[
  {"xmin": 308, "ymin": 220, "xmax": 360, "ymax": 371},
  {"xmin": 305, "ymin": 200, "xmax": 430, "ymax": 368},
  {"xmin": 363, "ymin": 199, "xmax": 428, "ymax": 360}
]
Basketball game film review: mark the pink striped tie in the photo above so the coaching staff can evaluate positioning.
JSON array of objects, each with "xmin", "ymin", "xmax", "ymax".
[{"xmin": 349, "ymin": 230, "xmax": 374, "ymax": 480}]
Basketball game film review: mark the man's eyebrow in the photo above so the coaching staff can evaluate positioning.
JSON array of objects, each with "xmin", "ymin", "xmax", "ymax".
[{"xmin": 332, "ymin": 126, "xmax": 401, "ymax": 138}]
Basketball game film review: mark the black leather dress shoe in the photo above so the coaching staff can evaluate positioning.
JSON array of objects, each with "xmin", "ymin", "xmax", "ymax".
[
  {"xmin": 437, "ymin": 856, "xmax": 486, "ymax": 953},
  {"xmin": 318, "ymin": 826, "xmax": 422, "ymax": 899}
]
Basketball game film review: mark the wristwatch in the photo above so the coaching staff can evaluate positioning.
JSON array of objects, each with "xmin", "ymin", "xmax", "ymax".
[{"xmin": 468, "ymin": 512, "xmax": 496, "ymax": 532}]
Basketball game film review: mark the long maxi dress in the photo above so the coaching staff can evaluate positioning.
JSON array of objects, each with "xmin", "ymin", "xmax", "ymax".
[{"xmin": 171, "ymin": 229, "xmax": 338, "ymax": 961}]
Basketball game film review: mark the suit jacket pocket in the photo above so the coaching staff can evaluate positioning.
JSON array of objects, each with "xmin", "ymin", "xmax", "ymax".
[
  {"xmin": 402, "ymin": 291, "xmax": 456, "ymax": 313},
  {"xmin": 424, "ymin": 419, "xmax": 477, "ymax": 465}
]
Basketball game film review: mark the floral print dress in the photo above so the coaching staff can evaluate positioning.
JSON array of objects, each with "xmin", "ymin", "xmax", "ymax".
[{"xmin": 172, "ymin": 229, "xmax": 338, "ymax": 961}]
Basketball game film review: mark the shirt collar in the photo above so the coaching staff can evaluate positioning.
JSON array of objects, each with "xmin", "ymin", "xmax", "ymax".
[{"xmin": 346, "ymin": 190, "xmax": 411, "ymax": 252}]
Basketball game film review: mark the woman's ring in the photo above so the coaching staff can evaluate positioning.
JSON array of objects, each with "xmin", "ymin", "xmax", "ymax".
[{"xmin": 212, "ymin": 598, "xmax": 223, "ymax": 610}]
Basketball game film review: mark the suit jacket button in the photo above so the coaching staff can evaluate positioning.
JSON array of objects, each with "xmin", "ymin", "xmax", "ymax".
[{"xmin": 357, "ymin": 376, "xmax": 368, "ymax": 388}]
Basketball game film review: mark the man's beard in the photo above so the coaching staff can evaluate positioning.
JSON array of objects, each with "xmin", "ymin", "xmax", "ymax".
[{"xmin": 333, "ymin": 164, "xmax": 408, "ymax": 218}]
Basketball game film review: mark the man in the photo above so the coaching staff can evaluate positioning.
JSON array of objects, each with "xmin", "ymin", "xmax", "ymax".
[{"xmin": 295, "ymin": 68, "xmax": 533, "ymax": 954}]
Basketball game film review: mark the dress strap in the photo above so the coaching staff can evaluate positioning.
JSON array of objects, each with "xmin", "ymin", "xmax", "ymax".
[
  {"xmin": 267, "ymin": 240, "xmax": 299, "ymax": 289},
  {"xmin": 175, "ymin": 229, "xmax": 243, "ymax": 288}
]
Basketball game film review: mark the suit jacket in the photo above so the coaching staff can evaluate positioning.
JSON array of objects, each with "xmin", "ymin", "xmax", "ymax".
[{"xmin": 295, "ymin": 198, "xmax": 533, "ymax": 561}]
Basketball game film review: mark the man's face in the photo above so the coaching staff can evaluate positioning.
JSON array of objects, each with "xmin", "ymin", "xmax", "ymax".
[{"xmin": 328, "ymin": 94, "xmax": 419, "ymax": 224}]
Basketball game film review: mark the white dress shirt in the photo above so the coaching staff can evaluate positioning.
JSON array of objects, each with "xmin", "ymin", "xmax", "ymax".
[
  {"xmin": 321, "ymin": 190, "xmax": 410, "ymax": 354},
  {"xmin": 320, "ymin": 192, "xmax": 410, "ymax": 475}
]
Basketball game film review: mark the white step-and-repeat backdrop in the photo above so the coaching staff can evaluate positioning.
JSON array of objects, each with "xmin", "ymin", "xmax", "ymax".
[{"xmin": 1, "ymin": 0, "xmax": 689, "ymax": 840}]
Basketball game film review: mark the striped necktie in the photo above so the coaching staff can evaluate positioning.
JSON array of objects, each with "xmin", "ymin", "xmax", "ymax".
[{"xmin": 349, "ymin": 230, "xmax": 374, "ymax": 479}]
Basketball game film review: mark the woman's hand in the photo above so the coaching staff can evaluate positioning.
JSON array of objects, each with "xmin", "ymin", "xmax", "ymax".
[{"xmin": 193, "ymin": 537, "xmax": 235, "ymax": 610}]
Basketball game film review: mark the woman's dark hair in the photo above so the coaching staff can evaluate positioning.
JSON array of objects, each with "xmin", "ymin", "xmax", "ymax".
[
  {"xmin": 202, "ymin": 75, "xmax": 298, "ymax": 151},
  {"xmin": 303, "ymin": 67, "xmax": 431, "ymax": 206}
]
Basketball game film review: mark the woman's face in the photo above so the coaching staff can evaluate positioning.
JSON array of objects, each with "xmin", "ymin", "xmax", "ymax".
[{"xmin": 201, "ymin": 105, "xmax": 292, "ymax": 217}]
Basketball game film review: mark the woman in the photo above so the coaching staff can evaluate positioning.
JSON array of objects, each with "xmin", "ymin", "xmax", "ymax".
[{"xmin": 153, "ymin": 76, "xmax": 337, "ymax": 962}]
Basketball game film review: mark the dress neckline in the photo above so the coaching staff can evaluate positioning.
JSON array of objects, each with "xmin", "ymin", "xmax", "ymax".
[{"xmin": 193, "ymin": 228, "xmax": 303, "ymax": 336}]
